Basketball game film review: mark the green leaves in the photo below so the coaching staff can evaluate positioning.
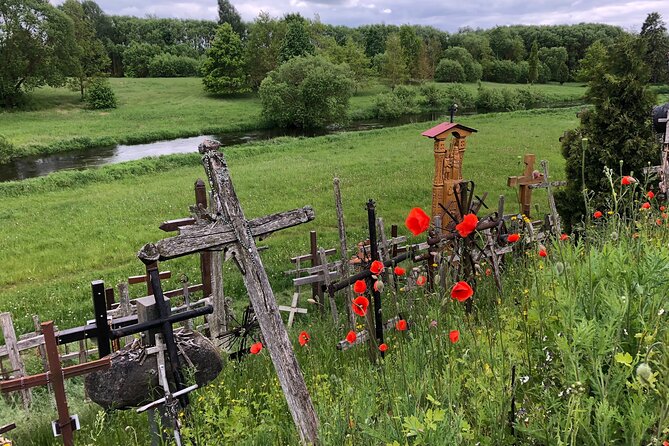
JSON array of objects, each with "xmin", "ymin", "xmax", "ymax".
[{"xmin": 615, "ymin": 351, "xmax": 633, "ymax": 366}]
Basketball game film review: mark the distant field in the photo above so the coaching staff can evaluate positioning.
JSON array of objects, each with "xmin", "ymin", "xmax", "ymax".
[
  {"xmin": 0, "ymin": 78, "xmax": 586, "ymax": 159},
  {"xmin": 0, "ymin": 106, "xmax": 578, "ymax": 333}
]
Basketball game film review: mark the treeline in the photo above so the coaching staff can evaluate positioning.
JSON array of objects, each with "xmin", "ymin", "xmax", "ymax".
[{"xmin": 2, "ymin": 0, "xmax": 668, "ymax": 108}]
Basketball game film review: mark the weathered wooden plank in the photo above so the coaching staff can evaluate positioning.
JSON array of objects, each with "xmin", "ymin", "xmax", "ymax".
[
  {"xmin": 319, "ymin": 248, "xmax": 339, "ymax": 325},
  {"xmin": 138, "ymin": 206, "xmax": 315, "ymax": 263},
  {"xmin": 198, "ymin": 140, "xmax": 319, "ymax": 445},
  {"xmin": 0, "ymin": 313, "xmax": 31, "ymax": 408},
  {"xmin": 290, "ymin": 248, "xmax": 336, "ymax": 263},
  {"xmin": 159, "ymin": 217, "xmax": 197, "ymax": 232},
  {"xmin": 128, "ymin": 270, "xmax": 171, "ymax": 285},
  {"xmin": 284, "ymin": 260, "xmax": 343, "ymax": 276},
  {"xmin": 293, "ymin": 270, "xmax": 340, "ymax": 287},
  {"xmin": 333, "ymin": 177, "xmax": 355, "ymax": 330}
]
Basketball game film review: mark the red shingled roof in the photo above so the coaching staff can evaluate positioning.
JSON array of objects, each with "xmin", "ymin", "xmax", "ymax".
[{"xmin": 421, "ymin": 122, "xmax": 477, "ymax": 138}]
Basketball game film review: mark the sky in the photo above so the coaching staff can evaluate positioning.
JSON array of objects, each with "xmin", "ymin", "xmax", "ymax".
[{"xmin": 49, "ymin": 0, "xmax": 669, "ymax": 32}]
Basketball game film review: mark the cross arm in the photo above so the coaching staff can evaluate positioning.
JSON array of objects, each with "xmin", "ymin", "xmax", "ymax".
[
  {"xmin": 138, "ymin": 206, "xmax": 315, "ymax": 263},
  {"xmin": 0, "ymin": 357, "xmax": 110, "ymax": 393}
]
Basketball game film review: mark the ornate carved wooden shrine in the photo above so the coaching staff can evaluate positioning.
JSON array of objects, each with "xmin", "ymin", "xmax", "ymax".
[{"xmin": 421, "ymin": 122, "xmax": 477, "ymax": 231}]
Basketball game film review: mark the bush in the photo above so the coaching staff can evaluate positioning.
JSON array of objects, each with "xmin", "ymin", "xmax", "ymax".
[
  {"xmin": 475, "ymin": 85, "xmax": 505, "ymax": 110},
  {"xmin": 85, "ymin": 78, "xmax": 117, "ymax": 109},
  {"xmin": 0, "ymin": 135, "xmax": 14, "ymax": 163},
  {"xmin": 435, "ymin": 59, "xmax": 466, "ymax": 83},
  {"xmin": 500, "ymin": 88, "xmax": 521, "ymax": 111},
  {"xmin": 419, "ymin": 84, "xmax": 449, "ymax": 111},
  {"xmin": 148, "ymin": 54, "xmax": 201, "ymax": 77},
  {"xmin": 515, "ymin": 87, "xmax": 547, "ymax": 108},
  {"xmin": 443, "ymin": 84, "xmax": 476, "ymax": 109},
  {"xmin": 375, "ymin": 85, "xmax": 420, "ymax": 118},
  {"xmin": 482, "ymin": 60, "xmax": 522, "ymax": 83},
  {"xmin": 259, "ymin": 55, "xmax": 354, "ymax": 128},
  {"xmin": 442, "ymin": 47, "xmax": 482, "ymax": 82},
  {"xmin": 123, "ymin": 42, "xmax": 162, "ymax": 78}
]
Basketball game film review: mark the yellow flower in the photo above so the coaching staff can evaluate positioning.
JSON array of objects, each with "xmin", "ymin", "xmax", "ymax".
[{"xmin": 607, "ymin": 210, "xmax": 614, "ymax": 215}]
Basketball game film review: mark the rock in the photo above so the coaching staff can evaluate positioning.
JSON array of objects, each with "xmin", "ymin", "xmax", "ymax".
[{"xmin": 85, "ymin": 329, "xmax": 222, "ymax": 410}]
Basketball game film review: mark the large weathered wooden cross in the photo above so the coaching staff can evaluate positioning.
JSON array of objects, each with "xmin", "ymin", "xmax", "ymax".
[
  {"xmin": 507, "ymin": 154, "xmax": 544, "ymax": 217},
  {"xmin": 0, "ymin": 321, "xmax": 110, "ymax": 446},
  {"xmin": 527, "ymin": 159, "xmax": 566, "ymax": 235},
  {"xmin": 136, "ymin": 139, "xmax": 320, "ymax": 444}
]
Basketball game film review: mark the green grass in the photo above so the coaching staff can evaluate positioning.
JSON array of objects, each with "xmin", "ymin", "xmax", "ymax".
[{"xmin": 0, "ymin": 78, "xmax": 586, "ymax": 160}]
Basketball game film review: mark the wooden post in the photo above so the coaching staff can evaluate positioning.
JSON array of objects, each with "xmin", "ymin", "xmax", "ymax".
[
  {"xmin": 310, "ymin": 231, "xmax": 323, "ymax": 309},
  {"xmin": 319, "ymin": 248, "xmax": 339, "ymax": 325},
  {"xmin": 366, "ymin": 200, "xmax": 383, "ymax": 358},
  {"xmin": 507, "ymin": 154, "xmax": 544, "ymax": 217},
  {"xmin": 43, "ymin": 322, "xmax": 75, "ymax": 446},
  {"xmin": 540, "ymin": 160, "xmax": 562, "ymax": 236},
  {"xmin": 208, "ymin": 247, "xmax": 226, "ymax": 346},
  {"xmin": 91, "ymin": 281, "xmax": 111, "ymax": 358},
  {"xmin": 195, "ymin": 179, "xmax": 212, "ymax": 298},
  {"xmin": 0, "ymin": 313, "xmax": 30, "ymax": 408},
  {"xmin": 33, "ymin": 315, "xmax": 49, "ymax": 375},
  {"xmin": 333, "ymin": 177, "xmax": 355, "ymax": 330}
]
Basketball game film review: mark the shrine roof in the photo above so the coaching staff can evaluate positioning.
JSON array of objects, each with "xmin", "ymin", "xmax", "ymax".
[{"xmin": 421, "ymin": 122, "xmax": 478, "ymax": 139}]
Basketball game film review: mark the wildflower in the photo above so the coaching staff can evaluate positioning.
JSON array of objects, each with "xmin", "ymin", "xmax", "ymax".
[
  {"xmin": 378, "ymin": 343, "xmax": 388, "ymax": 352},
  {"xmin": 636, "ymin": 362, "xmax": 652, "ymax": 382},
  {"xmin": 658, "ymin": 308, "xmax": 665, "ymax": 316},
  {"xmin": 593, "ymin": 210, "xmax": 603, "ymax": 219},
  {"xmin": 560, "ymin": 233, "xmax": 569, "ymax": 241},
  {"xmin": 641, "ymin": 202, "xmax": 651, "ymax": 210},
  {"xmin": 455, "ymin": 213, "xmax": 479, "ymax": 238},
  {"xmin": 370, "ymin": 260, "xmax": 384, "ymax": 275},
  {"xmin": 430, "ymin": 320, "xmax": 438, "ymax": 328},
  {"xmin": 405, "ymin": 207, "xmax": 430, "ymax": 236},
  {"xmin": 352, "ymin": 296, "xmax": 369, "ymax": 317},
  {"xmin": 250, "ymin": 342, "xmax": 263, "ymax": 354},
  {"xmin": 507, "ymin": 233, "xmax": 520, "ymax": 243},
  {"xmin": 395, "ymin": 319, "xmax": 408, "ymax": 331},
  {"xmin": 416, "ymin": 275, "xmax": 427, "ymax": 286},
  {"xmin": 657, "ymin": 219, "xmax": 663, "ymax": 226},
  {"xmin": 621, "ymin": 176, "xmax": 636, "ymax": 185},
  {"xmin": 663, "ymin": 213, "xmax": 668, "ymax": 219},
  {"xmin": 663, "ymin": 440, "xmax": 668, "ymax": 446},
  {"xmin": 519, "ymin": 376, "xmax": 530, "ymax": 384},
  {"xmin": 373, "ymin": 280, "xmax": 384, "ymax": 293},
  {"xmin": 298, "ymin": 331, "xmax": 310, "ymax": 347},
  {"xmin": 648, "ymin": 191, "xmax": 655, "ymax": 199},
  {"xmin": 485, "ymin": 268, "xmax": 492, "ymax": 276},
  {"xmin": 451, "ymin": 281, "xmax": 473, "ymax": 302},
  {"xmin": 353, "ymin": 280, "xmax": 366, "ymax": 294},
  {"xmin": 538, "ymin": 247, "xmax": 548, "ymax": 258},
  {"xmin": 394, "ymin": 266, "xmax": 406, "ymax": 276},
  {"xmin": 661, "ymin": 206, "xmax": 666, "ymax": 211},
  {"xmin": 346, "ymin": 331, "xmax": 357, "ymax": 344},
  {"xmin": 607, "ymin": 210, "xmax": 614, "ymax": 215},
  {"xmin": 449, "ymin": 330, "xmax": 460, "ymax": 344}
]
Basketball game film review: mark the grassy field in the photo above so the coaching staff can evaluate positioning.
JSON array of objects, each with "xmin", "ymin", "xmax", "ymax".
[
  {"xmin": 0, "ymin": 78, "xmax": 586, "ymax": 160},
  {"xmin": 1, "ymin": 105, "xmax": 669, "ymax": 445}
]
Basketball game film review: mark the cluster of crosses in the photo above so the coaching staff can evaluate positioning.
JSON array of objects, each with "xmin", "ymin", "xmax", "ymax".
[{"xmin": 0, "ymin": 116, "xmax": 572, "ymax": 445}]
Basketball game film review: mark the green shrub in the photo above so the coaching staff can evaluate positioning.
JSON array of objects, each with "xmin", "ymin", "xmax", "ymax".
[
  {"xmin": 85, "ymin": 78, "xmax": 117, "ymax": 109},
  {"xmin": 435, "ymin": 59, "xmax": 466, "ymax": 83},
  {"xmin": 122, "ymin": 42, "xmax": 162, "ymax": 78},
  {"xmin": 516, "ymin": 87, "xmax": 547, "ymax": 108},
  {"xmin": 0, "ymin": 135, "xmax": 14, "ymax": 163},
  {"xmin": 148, "ymin": 54, "xmax": 201, "ymax": 77},
  {"xmin": 259, "ymin": 55, "xmax": 354, "ymax": 128},
  {"xmin": 441, "ymin": 47, "xmax": 482, "ymax": 82},
  {"xmin": 419, "ymin": 84, "xmax": 449, "ymax": 111},
  {"xmin": 443, "ymin": 84, "xmax": 476, "ymax": 109},
  {"xmin": 475, "ymin": 85, "xmax": 505, "ymax": 110},
  {"xmin": 482, "ymin": 60, "xmax": 522, "ymax": 83},
  {"xmin": 375, "ymin": 86, "xmax": 420, "ymax": 119},
  {"xmin": 500, "ymin": 88, "xmax": 522, "ymax": 111}
]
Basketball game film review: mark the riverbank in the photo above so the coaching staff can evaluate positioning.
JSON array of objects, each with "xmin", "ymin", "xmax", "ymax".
[{"xmin": 0, "ymin": 78, "xmax": 586, "ymax": 162}]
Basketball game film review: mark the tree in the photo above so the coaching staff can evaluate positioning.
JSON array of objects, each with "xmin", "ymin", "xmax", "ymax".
[
  {"xmin": 259, "ymin": 55, "xmax": 354, "ymax": 128},
  {"xmin": 539, "ymin": 46, "xmax": 569, "ymax": 82},
  {"xmin": 202, "ymin": 23, "xmax": 249, "ymax": 95},
  {"xmin": 442, "ymin": 47, "xmax": 481, "ymax": 82},
  {"xmin": 640, "ymin": 12, "xmax": 669, "ymax": 84},
  {"xmin": 279, "ymin": 17, "xmax": 314, "ymax": 62},
  {"xmin": 0, "ymin": 0, "xmax": 77, "ymax": 107},
  {"xmin": 399, "ymin": 25, "xmax": 421, "ymax": 79},
  {"xmin": 217, "ymin": 0, "xmax": 244, "ymax": 37},
  {"xmin": 319, "ymin": 37, "xmax": 371, "ymax": 88},
  {"xmin": 528, "ymin": 40, "xmax": 539, "ymax": 84},
  {"xmin": 555, "ymin": 35, "xmax": 658, "ymax": 230},
  {"xmin": 488, "ymin": 26, "xmax": 526, "ymax": 61},
  {"xmin": 435, "ymin": 59, "xmax": 466, "ymax": 83},
  {"xmin": 60, "ymin": 0, "xmax": 109, "ymax": 98},
  {"xmin": 244, "ymin": 12, "xmax": 285, "ymax": 90},
  {"xmin": 382, "ymin": 33, "xmax": 408, "ymax": 88}
]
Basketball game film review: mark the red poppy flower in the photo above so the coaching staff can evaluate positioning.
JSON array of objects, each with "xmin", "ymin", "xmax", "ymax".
[
  {"xmin": 395, "ymin": 319, "xmax": 408, "ymax": 331},
  {"xmin": 657, "ymin": 219, "xmax": 663, "ymax": 226},
  {"xmin": 352, "ymin": 296, "xmax": 369, "ymax": 317},
  {"xmin": 449, "ymin": 330, "xmax": 460, "ymax": 344},
  {"xmin": 485, "ymin": 268, "xmax": 491, "ymax": 276},
  {"xmin": 661, "ymin": 206, "xmax": 666, "ymax": 211},
  {"xmin": 378, "ymin": 343, "xmax": 388, "ymax": 352},
  {"xmin": 641, "ymin": 202, "xmax": 651, "ymax": 210},
  {"xmin": 353, "ymin": 280, "xmax": 366, "ymax": 294},
  {"xmin": 370, "ymin": 260, "xmax": 384, "ymax": 275},
  {"xmin": 560, "ymin": 233, "xmax": 569, "ymax": 241},
  {"xmin": 621, "ymin": 176, "xmax": 636, "ymax": 185},
  {"xmin": 663, "ymin": 440, "xmax": 668, "ymax": 446},
  {"xmin": 647, "ymin": 191, "xmax": 655, "ymax": 199},
  {"xmin": 450, "ymin": 281, "xmax": 473, "ymax": 302},
  {"xmin": 416, "ymin": 275, "xmax": 427, "ymax": 286},
  {"xmin": 539, "ymin": 248, "xmax": 547, "ymax": 258},
  {"xmin": 507, "ymin": 233, "xmax": 520, "ymax": 243},
  {"xmin": 455, "ymin": 213, "xmax": 479, "ymax": 238},
  {"xmin": 298, "ymin": 331, "xmax": 310, "ymax": 347},
  {"xmin": 346, "ymin": 331, "xmax": 357, "ymax": 344},
  {"xmin": 663, "ymin": 213, "xmax": 668, "ymax": 219},
  {"xmin": 405, "ymin": 207, "xmax": 430, "ymax": 236},
  {"xmin": 394, "ymin": 266, "xmax": 406, "ymax": 276},
  {"xmin": 593, "ymin": 211, "xmax": 603, "ymax": 219},
  {"xmin": 250, "ymin": 342, "xmax": 263, "ymax": 354}
]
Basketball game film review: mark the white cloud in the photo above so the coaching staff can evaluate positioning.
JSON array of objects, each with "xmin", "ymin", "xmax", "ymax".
[{"xmin": 382, "ymin": 8, "xmax": 392, "ymax": 13}]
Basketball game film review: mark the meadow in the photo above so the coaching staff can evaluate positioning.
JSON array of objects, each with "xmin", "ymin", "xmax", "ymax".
[
  {"xmin": 0, "ymin": 78, "xmax": 586, "ymax": 160},
  {"xmin": 1, "ymin": 104, "xmax": 668, "ymax": 445}
]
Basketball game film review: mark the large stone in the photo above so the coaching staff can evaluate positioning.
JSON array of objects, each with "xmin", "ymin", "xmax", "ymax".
[{"xmin": 85, "ymin": 329, "xmax": 222, "ymax": 410}]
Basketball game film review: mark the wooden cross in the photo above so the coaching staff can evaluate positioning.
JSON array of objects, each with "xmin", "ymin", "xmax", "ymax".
[
  {"xmin": 278, "ymin": 291, "xmax": 308, "ymax": 327},
  {"xmin": 0, "ymin": 321, "xmax": 111, "ymax": 446},
  {"xmin": 507, "ymin": 154, "xmax": 544, "ymax": 217},
  {"xmin": 137, "ymin": 139, "xmax": 320, "ymax": 445},
  {"xmin": 528, "ymin": 159, "xmax": 566, "ymax": 236}
]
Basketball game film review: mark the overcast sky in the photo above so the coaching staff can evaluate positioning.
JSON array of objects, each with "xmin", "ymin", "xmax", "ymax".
[{"xmin": 50, "ymin": 0, "xmax": 669, "ymax": 32}]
